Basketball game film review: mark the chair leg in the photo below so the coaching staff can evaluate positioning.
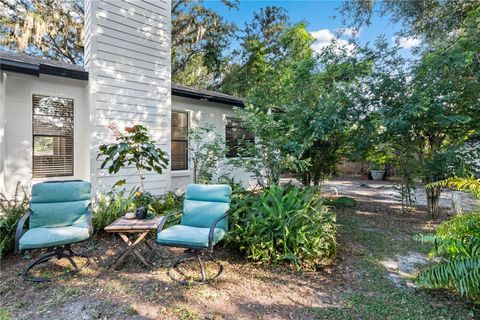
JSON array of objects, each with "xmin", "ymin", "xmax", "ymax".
[
  {"xmin": 22, "ymin": 246, "xmax": 90, "ymax": 282},
  {"xmin": 168, "ymin": 250, "xmax": 224, "ymax": 285}
]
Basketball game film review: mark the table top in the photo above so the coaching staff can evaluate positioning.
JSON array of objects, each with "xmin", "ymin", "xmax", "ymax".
[{"xmin": 104, "ymin": 215, "xmax": 162, "ymax": 232}]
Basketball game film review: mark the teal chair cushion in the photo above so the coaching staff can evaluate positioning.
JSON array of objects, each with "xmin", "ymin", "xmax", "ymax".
[
  {"xmin": 19, "ymin": 222, "xmax": 90, "ymax": 250},
  {"xmin": 181, "ymin": 184, "xmax": 232, "ymax": 230},
  {"xmin": 157, "ymin": 225, "xmax": 226, "ymax": 248},
  {"xmin": 29, "ymin": 181, "xmax": 92, "ymax": 229},
  {"xmin": 30, "ymin": 181, "xmax": 91, "ymax": 203}
]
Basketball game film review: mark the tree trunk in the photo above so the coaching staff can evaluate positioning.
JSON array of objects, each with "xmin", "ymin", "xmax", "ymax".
[{"xmin": 426, "ymin": 186, "xmax": 441, "ymax": 219}]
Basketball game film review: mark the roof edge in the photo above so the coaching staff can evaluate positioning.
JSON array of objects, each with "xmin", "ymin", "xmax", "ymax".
[{"xmin": 172, "ymin": 85, "xmax": 244, "ymax": 107}]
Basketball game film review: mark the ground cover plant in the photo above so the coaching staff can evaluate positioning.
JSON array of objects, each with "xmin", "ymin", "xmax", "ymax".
[
  {"xmin": 0, "ymin": 183, "xmax": 28, "ymax": 258},
  {"xmin": 228, "ymin": 184, "xmax": 337, "ymax": 268}
]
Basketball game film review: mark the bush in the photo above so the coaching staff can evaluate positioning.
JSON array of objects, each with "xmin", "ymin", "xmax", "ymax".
[
  {"xmin": 0, "ymin": 183, "xmax": 29, "ymax": 258},
  {"xmin": 92, "ymin": 189, "xmax": 136, "ymax": 232},
  {"xmin": 148, "ymin": 191, "xmax": 183, "ymax": 215},
  {"xmin": 416, "ymin": 212, "xmax": 480, "ymax": 298},
  {"xmin": 93, "ymin": 189, "xmax": 184, "ymax": 232},
  {"xmin": 228, "ymin": 184, "xmax": 337, "ymax": 268}
]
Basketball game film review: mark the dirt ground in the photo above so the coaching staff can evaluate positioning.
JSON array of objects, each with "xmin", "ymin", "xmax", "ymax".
[{"xmin": 0, "ymin": 178, "xmax": 475, "ymax": 319}]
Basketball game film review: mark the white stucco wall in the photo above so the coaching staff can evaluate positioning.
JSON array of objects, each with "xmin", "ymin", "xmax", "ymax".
[
  {"xmin": 84, "ymin": 0, "xmax": 172, "ymax": 196},
  {"xmin": 171, "ymin": 96, "xmax": 255, "ymax": 191},
  {"xmin": 2, "ymin": 72, "xmax": 89, "ymax": 195}
]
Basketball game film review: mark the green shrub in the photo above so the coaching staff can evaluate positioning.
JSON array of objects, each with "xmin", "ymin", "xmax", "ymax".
[
  {"xmin": 148, "ymin": 191, "xmax": 183, "ymax": 215},
  {"xmin": 92, "ymin": 189, "xmax": 136, "ymax": 232},
  {"xmin": 416, "ymin": 212, "xmax": 480, "ymax": 298},
  {"xmin": 228, "ymin": 184, "xmax": 337, "ymax": 268},
  {"xmin": 324, "ymin": 197, "xmax": 357, "ymax": 209},
  {"xmin": 0, "ymin": 183, "xmax": 28, "ymax": 258}
]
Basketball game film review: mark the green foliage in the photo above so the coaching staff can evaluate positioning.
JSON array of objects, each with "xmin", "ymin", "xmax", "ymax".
[
  {"xmin": 228, "ymin": 184, "xmax": 337, "ymax": 267},
  {"xmin": 172, "ymin": 0, "xmax": 238, "ymax": 88},
  {"xmin": 187, "ymin": 124, "xmax": 226, "ymax": 184},
  {"xmin": 92, "ymin": 189, "xmax": 136, "ymax": 232},
  {"xmin": 148, "ymin": 191, "xmax": 183, "ymax": 215},
  {"xmin": 0, "ymin": 182, "xmax": 28, "ymax": 258},
  {"xmin": 97, "ymin": 124, "xmax": 168, "ymax": 191},
  {"xmin": 0, "ymin": 0, "xmax": 84, "ymax": 64},
  {"xmin": 324, "ymin": 197, "xmax": 357, "ymax": 209},
  {"xmin": 416, "ymin": 212, "xmax": 480, "ymax": 298},
  {"xmin": 428, "ymin": 177, "xmax": 480, "ymax": 200}
]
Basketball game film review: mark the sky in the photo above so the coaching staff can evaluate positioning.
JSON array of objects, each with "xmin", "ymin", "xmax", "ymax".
[{"xmin": 203, "ymin": 0, "xmax": 420, "ymax": 57}]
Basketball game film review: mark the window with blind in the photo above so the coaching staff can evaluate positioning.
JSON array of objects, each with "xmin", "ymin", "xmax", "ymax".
[
  {"xmin": 225, "ymin": 117, "xmax": 254, "ymax": 158},
  {"xmin": 32, "ymin": 95, "xmax": 74, "ymax": 178},
  {"xmin": 171, "ymin": 111, "xmax": 188, "ymax": 170}
]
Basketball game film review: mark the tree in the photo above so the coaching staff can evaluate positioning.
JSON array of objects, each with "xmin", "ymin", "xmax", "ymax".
[
  {"xmin": 0, "ymin": 0, "xmax": 84, "ymax": 64},
  {"xmin": 187, "ymin": 124, "xmax": 226, "ymax": 184},
  {"xmin": 172, "ymin": 0, "xmax": 238, "ymax": 89},
  {"xmin": 340, "ymin": 0, "xmax": 479, "ymax": 45},
  {"xmin": 220, "ymin": 5, "xmax": 289, "ymax": 96}
]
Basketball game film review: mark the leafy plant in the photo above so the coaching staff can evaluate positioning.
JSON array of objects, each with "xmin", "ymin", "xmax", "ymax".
[
  {"xmin": 97, "ymin": 124, "xmax": 169, "ymax": 191},
  {"xmin": 92, "ymin": 189, "xmax": 136, "ymax": 232},
  {"xmin": 187, "ymin": 123, "xmax": 226, "ymax": 184},
  {"xmin": 228, "ymin": 184, "xmax": 337, "ymax": 268},
  {"xmin": 0, "ymin": 182, "xmax": 29, "ymax": 258},
  {"xmin": 416, "ymin": 212, "xmax": 480, "ymax": 298},
  {"xmin": 148, "ymin": 191, "xmax": 183, "ymax": 215},
  {"xmin": 427, "ymin": 177, "xmax": 480, "ymax": 200},
  {"xmin": 133, "ymin": 191, "xmax": 154, "ymax": 209}
]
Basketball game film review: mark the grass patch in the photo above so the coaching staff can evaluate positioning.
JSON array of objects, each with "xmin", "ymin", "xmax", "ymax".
[
  {"xmin": 0, "ymin": 308, "xmax": 12, "ymax": 320},
  {"xmin": 309, "ymin": 211, "xmax": 472, "ymax": 319}
]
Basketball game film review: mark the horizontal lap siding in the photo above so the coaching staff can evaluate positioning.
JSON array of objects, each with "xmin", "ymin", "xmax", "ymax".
[{"xmin": 85, "ymin": 0, "xmax": 171, "ymax": 196}]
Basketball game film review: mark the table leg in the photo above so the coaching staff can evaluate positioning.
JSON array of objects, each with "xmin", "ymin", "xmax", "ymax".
[{"xmin": 109, "ymin": 232, "xmax": 152, "ymax": 270}]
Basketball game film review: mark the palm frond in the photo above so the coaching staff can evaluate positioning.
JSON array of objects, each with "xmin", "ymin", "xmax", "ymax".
[
  {"xmin": 427, "ymin": 177, "xmax": 480, "ymax": 199},
  {"xmin": 417, "ymin": 256, "xmax": 480, "ymax": 297}
]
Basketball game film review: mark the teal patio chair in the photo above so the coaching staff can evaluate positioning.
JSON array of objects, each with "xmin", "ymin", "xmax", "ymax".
[
  {"xmin": 15, "ymin": 180, "xmax": 92, "ymax": 282},
  {"xmin": 157, "ymin": 183, "xmax": 232, "ymax": 284}
]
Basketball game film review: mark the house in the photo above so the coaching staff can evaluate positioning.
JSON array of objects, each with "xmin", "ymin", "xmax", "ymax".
[{"xmin": 0, "ymin": 0, "xmax": 253, "ymax": 196}]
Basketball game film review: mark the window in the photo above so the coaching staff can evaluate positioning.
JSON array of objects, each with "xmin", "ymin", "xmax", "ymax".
[
  {"xmin": 225, "ymin": 117, "xmax": 254, "ymax": 158},
  {"xmin": 171, "ymin": 111, "xmax": 188, "ymax": 170},
  {"xmin": 32, "ymin": 95, "xmax": 74, "ymax": 178}
]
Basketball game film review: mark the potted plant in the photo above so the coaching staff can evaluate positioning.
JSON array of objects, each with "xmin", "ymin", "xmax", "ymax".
[
  {"xmin": 133, "ymin": 191, "xmax": 153, "ymax": 219},
  {"xmin": 365, "ymin": 144, "xmax": 393, "ymax": 181},
  {"xmin": 97, "ymin": 123, "xmax": 169, "ymax": 217},
  {"xmin": 369, "ymin": 162, "xmax": 386, "ymax": 180}
]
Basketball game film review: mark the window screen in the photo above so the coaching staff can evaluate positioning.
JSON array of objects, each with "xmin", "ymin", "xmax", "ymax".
[
  {"xmin": 32, "ymin": 95, "xmax": 74, "ymax": 178},
  {"xmin": 171, "ymin": 111, "xmax": 188, "ymax": 170},
  {"xmin": 225, "ymin": 117, "xmax": 254, "ymax": 158}
]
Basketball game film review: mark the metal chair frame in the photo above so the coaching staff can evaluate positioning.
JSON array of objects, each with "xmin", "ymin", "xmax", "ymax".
[
  {"xmin": 14, "ymin": 180, "xmax": 92, "ymax": 282},
  {"xmin": 157, "ymin": 210, "xmax": 229, "ymax": 285}
]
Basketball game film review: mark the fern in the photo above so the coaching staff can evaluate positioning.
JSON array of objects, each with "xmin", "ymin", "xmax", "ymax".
[
  {"xmin": 0, "ymin": 182, "xmax": 29, "ymax": 258},
  {"xmin": 427, "ymin": 176, "xmax": 480, "ymax": 199},
  {"xmin": 417, "ymin": 256, "xmax": 480, "ymax": 297},
  {"xmin": 416, "ymin": 212, "xmax": 480, "ymax": 298}
]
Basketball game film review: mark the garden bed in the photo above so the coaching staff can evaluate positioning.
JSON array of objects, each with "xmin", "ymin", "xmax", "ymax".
[{"xmin": 0, "ymin": 179, "xmax": 474, "ymax": 319}]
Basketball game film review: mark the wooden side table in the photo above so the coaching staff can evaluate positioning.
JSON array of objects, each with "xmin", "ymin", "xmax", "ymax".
[{"xmin": 105, "ymin": 216, "xmax": 161, "ymax": 270}]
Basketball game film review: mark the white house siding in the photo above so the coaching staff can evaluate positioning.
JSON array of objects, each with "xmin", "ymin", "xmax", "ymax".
[
  {"xmin": 84, "ymin": 0, "xmax": 172, "ymax": 195},
  {"xmin": 170, "ymin": 96, "xmax": 255, "ymax": 191},
  {"xmin": 0, "ymin": 72, "xmax": 6, "ymax": 194},
  {"xmin": 2, "ymin": 72, "xmax": 89, "ymax": 196}
]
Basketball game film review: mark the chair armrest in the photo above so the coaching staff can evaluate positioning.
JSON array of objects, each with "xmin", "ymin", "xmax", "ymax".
[
  {"xmin": 87, "ymin": 204, "xmax": 93, "ymax": 237},
  {"xmin": 157, "ymin": 210, "xmax": 182, "ymax": 234},
  {"xmin": 208, "ymin": 211, "xmax": 229, "ymax": 251},
  {"xmin": 15, "ymin": 209, "xmax": 32, "ymax": 254}
]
